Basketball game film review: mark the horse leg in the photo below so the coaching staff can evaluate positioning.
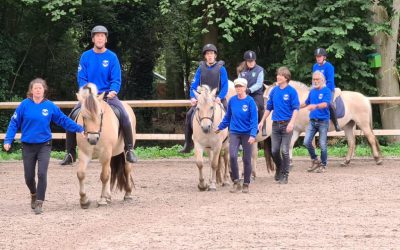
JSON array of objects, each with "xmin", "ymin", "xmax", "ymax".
[
  {"xmin": 98, "ymin": 158, "xmax": 112, "ymax": 206},
  {"xmin": 341, "ymin": 121, "xmax": 356, "ymax": 167},
  {"xmin": 222, "ymin": 144, "xmax": 231, "ymax": 186},
  {"xmin": 209, "ymin": 147, "xmax": 222, "ymax": 191},
  {"xmin": 124, "ymin": 162, "xmax": 134, "ymax": 201},
  {"xmin": 195, "ymin": 144, "xmax": 208, "ymax": 191},
  {"xmin": 289, "ymin": 130, "xmax": 300, "ymax": 170},
  {"xmin": 216, "ymin": 154, "xmax": 223, "ymax": 185},
  {"xmin": 357, "ymin": 123, "xmax": 383, "ymax": 165},
  {"xmin": 77, "ymin": 155, "xmax": 91, "ymax": 209},
  {"xmin": 251, "ymin": 143, "xmax": 258, "ymax": 180}
]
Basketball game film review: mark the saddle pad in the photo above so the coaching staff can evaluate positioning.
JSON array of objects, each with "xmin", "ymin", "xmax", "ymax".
[{"xmin": 335, "ymin": 95, "xmax": 345, "ymax": 119}]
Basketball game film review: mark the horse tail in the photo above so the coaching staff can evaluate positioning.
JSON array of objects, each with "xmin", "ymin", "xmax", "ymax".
[
  {"xmin": 263, "ymin": 137, "xmax": 275, "ymax": 173},
  {"xmin": 110, "ymin": 153, "xmax": 129, "ymax": 191}
]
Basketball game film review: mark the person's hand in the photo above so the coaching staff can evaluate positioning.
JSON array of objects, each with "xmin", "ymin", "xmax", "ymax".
[
  {"xmin": 214, "ymin": 97, "xmax": 221, "ymax": 104},
  {"xmin": 190, "ymin": 98, "xmax": 198, "ymax": 106},
  {"xmin": 107, "ymin": 91, "xmax": 117, "ymax": 99},
  {"xmin": 286, "ymin": 122, "xmax": 294, "ymax": 133},
  {"xmin": 248, "ymin": 136, "xmax": 256, "ymax": 144},
  {"xmin": 3, "ymin": 144, "xmax": 11, "ymax": 151},
  {"xmin": 214, "ymin": 128, "xmax": 221, "ymax": 134},
  {"xmin": 307, "ymin": 104, "xmax": 317, "ymax": 111}
]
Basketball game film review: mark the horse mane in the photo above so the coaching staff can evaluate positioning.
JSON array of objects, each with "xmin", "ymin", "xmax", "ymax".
[
  {"xmin": 289, "ymin": 80, "xmax": 310, "ymax": 91},
  {"xmin": 79, "ymin": 83, "xmax": 100, "ymax": 121}
]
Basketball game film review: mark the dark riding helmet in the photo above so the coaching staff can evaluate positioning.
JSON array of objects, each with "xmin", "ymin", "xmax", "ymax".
[
  {"xmin": 202, "ymin": 44, "xmax": 217, "ymax": 55},
  {"xmin": 314, "ymin": 48, "xmax": 327, "ymax": 57},
  {"xmin": 243, "ymin": 50, "xmax": 256, "ymax": 60},
  {"xmin": 91, "ymin": 25, "xmax": 108, "ymax": 38}
]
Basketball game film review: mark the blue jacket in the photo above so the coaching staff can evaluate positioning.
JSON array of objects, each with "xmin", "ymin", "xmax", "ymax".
[
  {"xmin": 218, "ymin": 95, "xmax": 258, "ymax": 137},
  {"xmin": 4, "ymin": 98, "xmax": 84, "ymax": 144},
  {"xmin": 267, "ymin": 85, "xmax": 300, "ymax": 121},
  {"xmin": 312, "ymin": 61, "xmax": 335, "ymax": 92},
  {"xmin": 305, "ymin": 86, "xmax": 332, "ymax": 120},
  {"xmin": 78, "ymin": 49, "xmax": 122, "ymax": 94}
]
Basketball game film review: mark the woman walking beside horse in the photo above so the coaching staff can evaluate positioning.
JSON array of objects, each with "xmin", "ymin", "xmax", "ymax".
[{"xmin": 216, "ymin": 78, "xmax": 258, "ymax": 193}]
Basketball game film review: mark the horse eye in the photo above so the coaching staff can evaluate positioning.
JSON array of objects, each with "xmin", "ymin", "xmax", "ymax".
[{"xmin": 210, "ymin": 106, "xmax": 214, "ymax": 110}]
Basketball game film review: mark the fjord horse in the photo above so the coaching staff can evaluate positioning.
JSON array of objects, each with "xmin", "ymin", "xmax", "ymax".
[
  {"xmin": 76, "ymin": 83, "xmax": 136, "ymax": 208},
  {"xmin": 192, "ymin": 85, "xmax": 230, "ymax": 191},
  {"xmin": 262, "ymin": 81, "xmax": 382, "ymax": 173}
]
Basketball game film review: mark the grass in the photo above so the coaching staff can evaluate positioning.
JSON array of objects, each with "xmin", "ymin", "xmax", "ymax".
[{"xmin": 1, "ymin": 143, "xmax": 399, "ymax": 161}]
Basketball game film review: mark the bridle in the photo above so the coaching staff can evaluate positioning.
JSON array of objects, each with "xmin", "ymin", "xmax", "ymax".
[
  {"xmin": 81, "ymin": 85, "xmax": 104, "ymax": 137},
  {"xmin": 195, "ymin": 101, "xmax": 224, "ymax": 128}
]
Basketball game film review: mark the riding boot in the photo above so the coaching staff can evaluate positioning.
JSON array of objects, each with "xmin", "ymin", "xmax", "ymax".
[
  {"xmin": 329, "ymin": 105, "xmax": 341, "ymax": 132},
  {"xmin": 60, "ymin": 131, "xmax": 76, "ymax": 165},
  {"xmin": 179, "ymin": 120, "xmax": 193, "ymax": 153},
  {"xmin": 122, "ymin": 123, "xmax": 138, "ymax": 163},
  {"xmin": 179, "ymin": 108, "xmax": 194, "ymax": 153}
]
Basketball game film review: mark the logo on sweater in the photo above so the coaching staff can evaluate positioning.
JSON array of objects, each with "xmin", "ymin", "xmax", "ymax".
[
  {"xmin": 318, "ymin": 93, "xmax": 323, "ymax": 99},
  {"xmin": 12, "ymin": 112, "xmax": 17, "ymax": 120},
  {"xmin": 102, "ymin": 60, "xmax": 109, "ymax": 67},
  {"xmin": 283, "ymin": 94, "xmax": 289, "ymax": 101},
  {"xmin": 252, "ymin": 72, "xmax": 256, "ymax": 77},
  {"xmin": 42, "ymin": 109, "xmax": 49, "ymax": 116},
  {"xmin": 78, "ymin": 64, "xmax": 82, "ymax": 72},
  {"xmin": 242, "ymin": 105, "xmax": 248, "ymax": 112}
]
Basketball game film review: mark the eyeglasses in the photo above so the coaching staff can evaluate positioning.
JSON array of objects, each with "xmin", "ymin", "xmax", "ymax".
[{"xmin": 312, "ymin": 78, "xmax": 322, "ymax": 81}]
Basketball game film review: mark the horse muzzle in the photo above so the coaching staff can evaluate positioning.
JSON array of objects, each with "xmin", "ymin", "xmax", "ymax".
[
  {"xmin": 86, "ymin": 133, "xmax": 100, "ymax": 145},
  {"xmin": 201, "ymin": 125, "xmax": 212, "ymax": 134}
]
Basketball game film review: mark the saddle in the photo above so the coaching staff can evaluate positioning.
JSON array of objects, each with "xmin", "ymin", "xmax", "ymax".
[{"xmin": 333, "ymin": 88, "xmax": 345, "ymax": 119}]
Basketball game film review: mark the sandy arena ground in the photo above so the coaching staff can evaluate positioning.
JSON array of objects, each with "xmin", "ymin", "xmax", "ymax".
[{"xmin": 0, "ymin": 157, "xmax": 399, "ymax": 249}]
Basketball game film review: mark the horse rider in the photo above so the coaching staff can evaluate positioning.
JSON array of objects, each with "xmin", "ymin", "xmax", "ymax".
[
  {"xmin": 301, "ymin": 71, "xmax": 332, "ymax": 173},
  {"xmin": 312, "ymin": 48, "xmax": 341, "ymax": 131},
  {"xmin": 237, "ymin": 50, "xmax": 267, "ymax": 136},
  {"xmin": 258, "ymin": 67, "xmax": 300, "ymax": 184},
  {"xmin": 179, "ymin": 43, "xmax": 229, "ymax": 153},
  {"xmin": 4, "ymin": 78, "xmax": 84, "ymax": 214},
  {"xmin": 60, "ymin": 25, "xmax": 138, "ymax": 165},
  {"xmin": 216, "ymin": 78, "xmax": 258, "ymax": 193}
]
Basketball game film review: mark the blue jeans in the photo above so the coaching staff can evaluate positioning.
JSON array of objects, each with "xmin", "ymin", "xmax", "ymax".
[
  {"xmin": 303, "ymin": 119, "xmax": 329, "ymax": 166},
  {"xmin": 271, "ymin": 122, "xmax": 293, "ymax": 175}
]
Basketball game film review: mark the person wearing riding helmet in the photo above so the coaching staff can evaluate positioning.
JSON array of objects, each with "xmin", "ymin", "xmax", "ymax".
[
  {"xmin": 237, "ymin": 50, "xmax": 266, "ymax": 136},
  {"xmin": 60, "ymin": 25, "xmax": 138, "ymax": 165},
  {"xmin": 312, "ymin": 48, "xmax": 341, "ymax": 132},
  {"xmin": 179, "ymin": 43, "xmax": 229, "ymax": 153}
]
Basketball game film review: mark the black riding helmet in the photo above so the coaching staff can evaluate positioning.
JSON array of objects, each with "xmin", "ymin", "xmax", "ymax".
[
  {"xmin": 202, "ymin": 44, "xmax": 217, "ymax": 55},
  {"xmin": 243, "ymin": 50, "xmax": 256, "ymax": 60},
  {"xmin": 314, "ymin": 48, "xmax": 327, "ymax": 57},
  {"xmin": 91, "ymin": 25, "xmax": 108, "ymax": 38}
]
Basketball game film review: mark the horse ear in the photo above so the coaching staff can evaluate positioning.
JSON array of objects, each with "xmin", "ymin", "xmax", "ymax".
[
  {"xmin": 194, "ymin": 91, "xmax": 200, "ymax": 99},
  {"xmin": 211, "ymin": 88, "xmax": 217, "ymax": 97},
  {"xmin": 98, "ymin": 92, "xmax": 105, "ymax": 101}
]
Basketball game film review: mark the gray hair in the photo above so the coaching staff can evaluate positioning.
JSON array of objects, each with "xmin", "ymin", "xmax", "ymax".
[{"xmin": 312, "ymin": 71, "xmax": 326, "ymax": 86}]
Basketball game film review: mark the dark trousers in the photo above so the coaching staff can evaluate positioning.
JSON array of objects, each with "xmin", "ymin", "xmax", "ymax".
[
  {"xmin": 229, "ymin": 133, "xmax": 253, "ymax": 184},
  {"xmin": 271, "ymin": 122, "xmax": 293, "ymax": 175},
  {"xmin": 250, "ymin": 93, "xmax": 265, "ymax": 123},
  {"xmin": 22, "ymin": 141, "xmax": 51, "ymax": 201}
]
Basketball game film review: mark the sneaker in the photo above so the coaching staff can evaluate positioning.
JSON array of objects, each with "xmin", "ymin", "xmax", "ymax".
[
  {"xmin": 242, "ymin": 184, "xmax": 249, "ymax": 193},
  {"xmin": 30, "ymin": 193, "xmax": 36, "ymax": 209},
  {"xmin": 315, "ymin": 165, "xmax": 327, "ymax": 173},
  {"xmin": 230, "ymin": 180, "xmax": 242, "ymax": 193},
  {"xmin": 34, "ymin": 200, "xmax": 43, "ymax": 215},
  {"xmin": 307, "ymin": 159, "xmax": 320, "ymax": 172},
  {"xmin": 279, "ymin": 173, "xmax": 288, "ymax": 184}
]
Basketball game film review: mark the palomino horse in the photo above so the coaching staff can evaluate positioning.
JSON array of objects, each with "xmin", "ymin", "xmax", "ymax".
[
  {"xmin": 76, "ymin": 83, "xmax": 136, "ymax": 208},
  {"xmin": 262, "ymin": 81, "xmax": 382, "ymax": 172},
  {"xmin": 192, "ymin": 85, "xmax": 230, "ymax": 191}
]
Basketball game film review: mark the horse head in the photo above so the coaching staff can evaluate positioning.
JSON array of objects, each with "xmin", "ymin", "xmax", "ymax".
[
  {"xmin": 77, "ymin": 83, "xmax": 105, "ymax": 145},
  {"xmin": 194, "ymin": 85, "xmax": 218, "ymax": 134}
]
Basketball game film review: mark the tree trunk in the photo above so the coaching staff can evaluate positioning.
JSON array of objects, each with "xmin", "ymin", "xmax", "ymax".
[{"xmin": 371, "ymin": 0, "xmax": 400, "ymax": 142}]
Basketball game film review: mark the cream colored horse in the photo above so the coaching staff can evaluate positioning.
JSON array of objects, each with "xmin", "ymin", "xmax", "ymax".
[
  {"xmin": 192, "ymin": 85, "xmax": 230, "ymax": 191},
  {"xmin": 262, "ymin": 81, "xmax": 382, "ymax": 171},
  {"xmin": 76, "ymin": 83, "xmax": 136, "ymax": 208}
]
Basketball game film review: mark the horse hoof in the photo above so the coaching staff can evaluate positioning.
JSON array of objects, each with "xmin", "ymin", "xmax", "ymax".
[
  {"xmin": 124, "ymin": 195, "xmax": 133, "ymax": 201},
  {"xmin": 106, "ymin": 198, "xmax": 112, "ymax": 204},
  {"xmin": 374, "ymin": 157, "xmax": 383, "ymax": 165},
  {"xmin": 198, "ymin": 184, "xmax": 208, "ymax": 191},
  {"xmin": 97, "ymin": 200, "xmax": 108, "ymax": 207},
  {"xmin": 208, "ymin": 187, "xmax": 216, "ymax": 192},
  {"xmin": 80, "ymin": 200, "xmax": 91, "ymax": 209},
  {"xmin": 340, "ymin": 161, "xmax": 350, "ymax": 167}
]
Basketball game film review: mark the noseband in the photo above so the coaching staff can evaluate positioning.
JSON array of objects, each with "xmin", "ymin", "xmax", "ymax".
[{"xmin": 82, "ymin": 111, "xmax": 104, "ymax": 137}]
